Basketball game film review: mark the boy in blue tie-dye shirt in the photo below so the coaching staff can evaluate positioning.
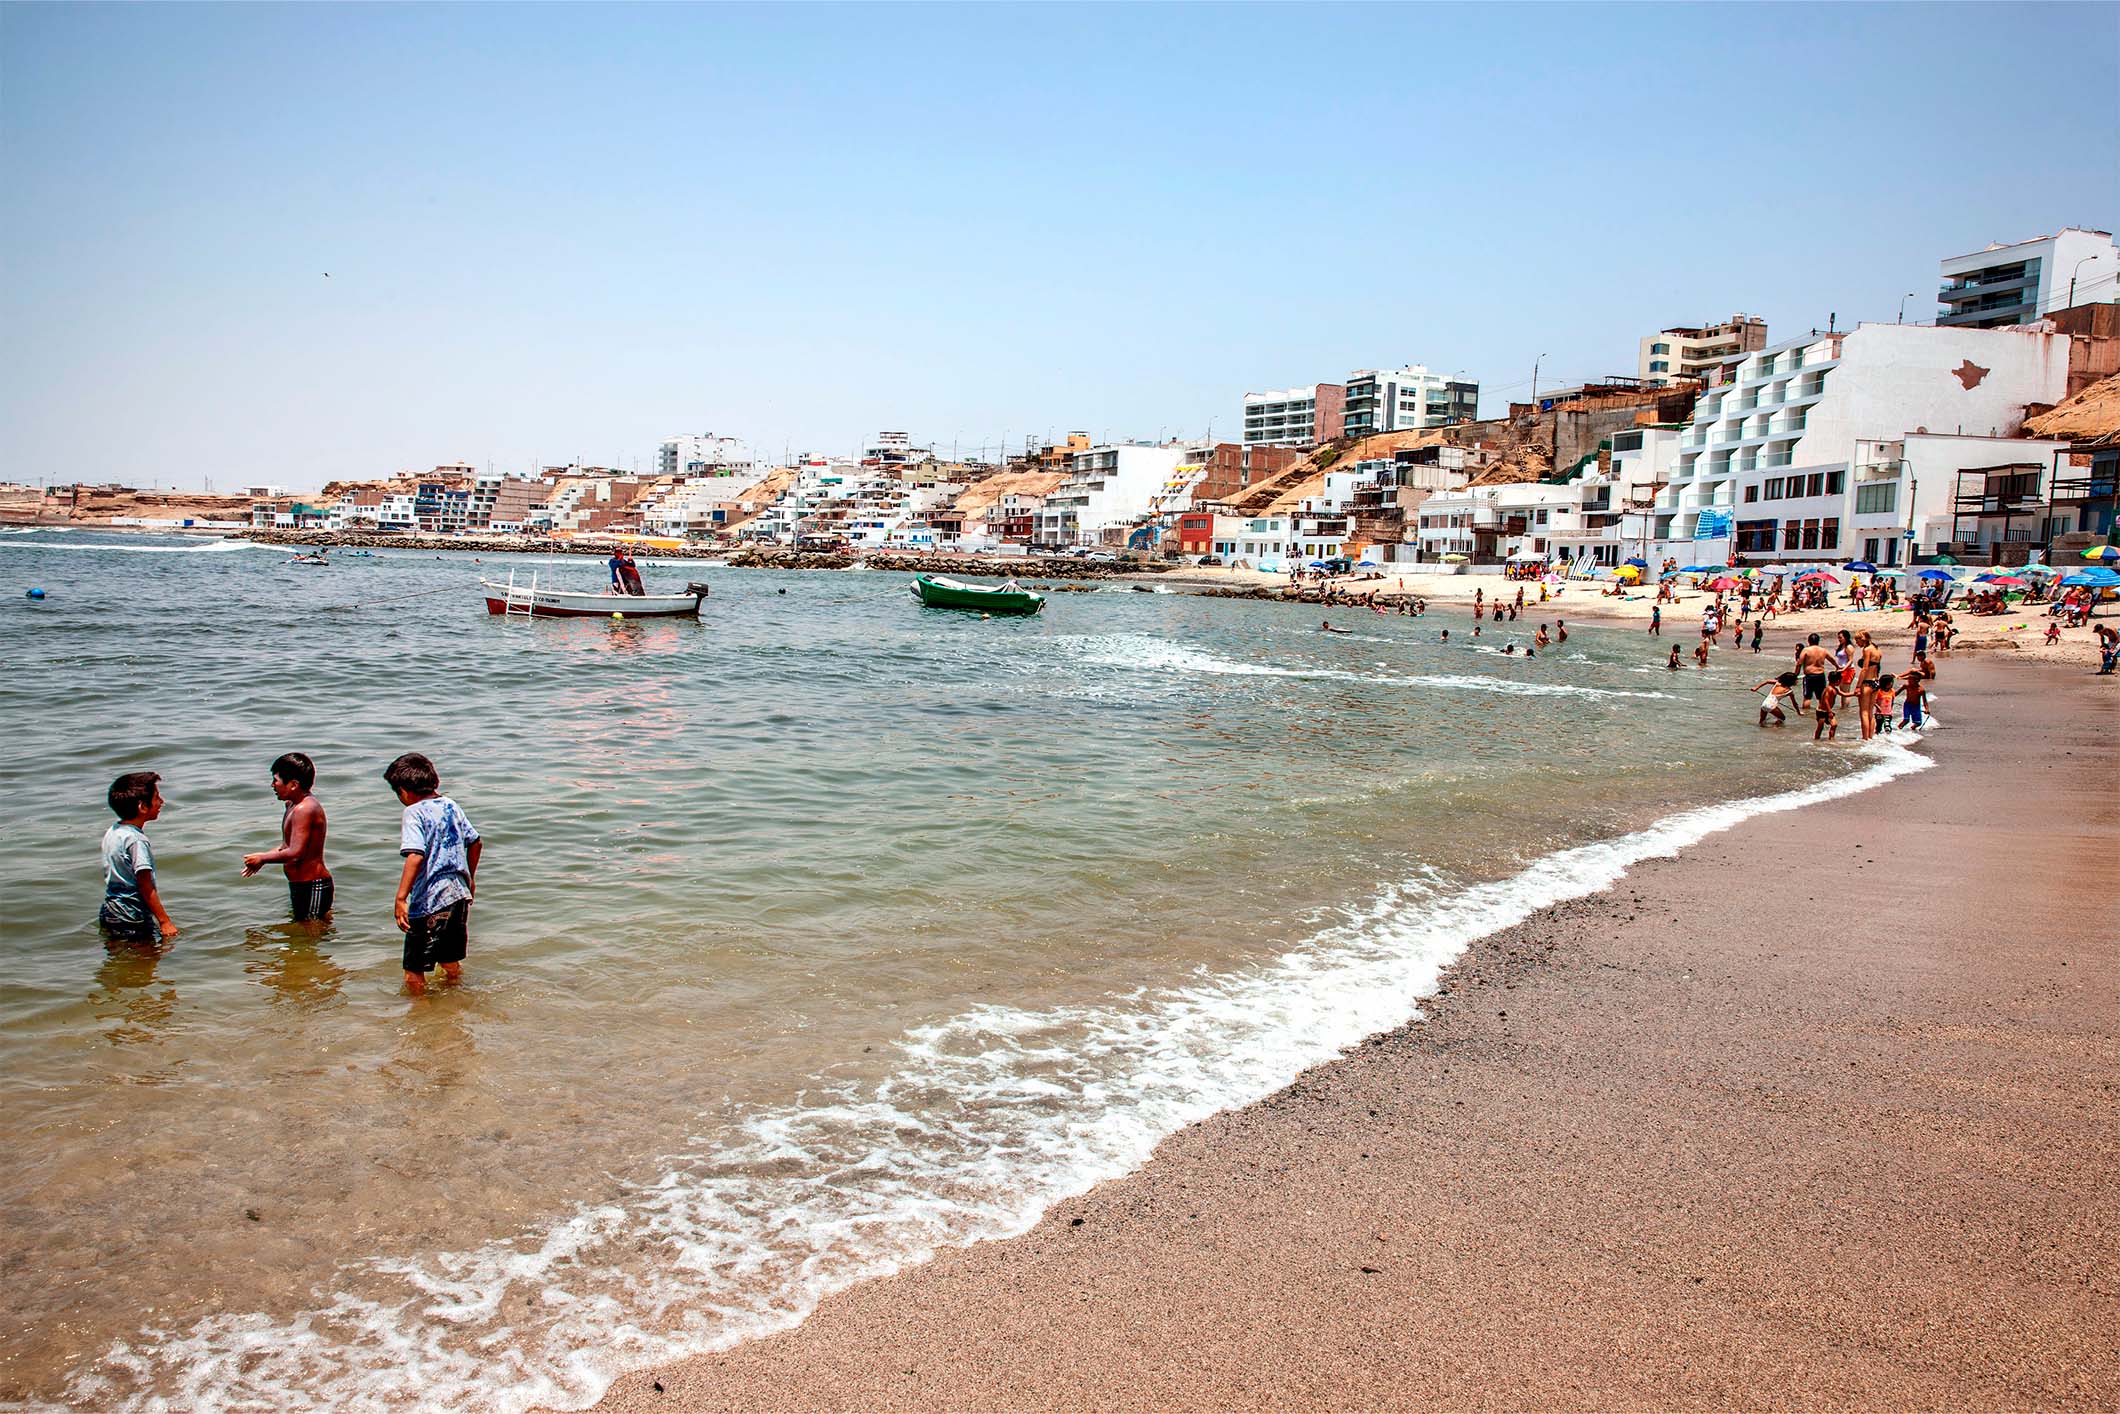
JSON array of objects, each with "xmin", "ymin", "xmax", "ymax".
[{"xmin": 383, "ymin": 752, "xmax": 482, "ymax": 995}]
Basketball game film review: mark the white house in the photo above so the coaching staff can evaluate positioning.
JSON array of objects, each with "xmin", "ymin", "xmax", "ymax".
[
  {"xmin": 1034, "ymin": 442, "xmax": 1200, "ymax": 547},
  {"xmin": 1653, "ymin": 322, "xmax": 2072, "ymax": 566}
]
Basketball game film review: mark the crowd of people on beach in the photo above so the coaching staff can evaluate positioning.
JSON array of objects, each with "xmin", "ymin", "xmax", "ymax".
[{"xmin": 97, "ymin": 752, "xmax": 481, "ymax": 995}]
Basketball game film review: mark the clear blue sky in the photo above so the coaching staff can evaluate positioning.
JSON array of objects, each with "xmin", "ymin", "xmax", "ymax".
[{"xmin": 3, "ymin": 2, "xmax": 2115, "ymax": 491}]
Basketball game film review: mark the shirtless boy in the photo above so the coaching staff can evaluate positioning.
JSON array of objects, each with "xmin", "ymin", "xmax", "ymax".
[{"xmin": 241, "ymin": 751, "xmax": 333, "ymax": 921}]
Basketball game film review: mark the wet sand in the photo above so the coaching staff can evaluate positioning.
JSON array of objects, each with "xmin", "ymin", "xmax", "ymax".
[{"xmin": 594, "ymin": 653, "xmax": 2118, "ymax": 1411}]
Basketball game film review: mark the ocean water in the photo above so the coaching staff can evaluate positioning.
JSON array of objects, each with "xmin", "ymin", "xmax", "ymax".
[{"xmin": 0, "ymin": 534, "xmax": 1927, "ymax": 1409}]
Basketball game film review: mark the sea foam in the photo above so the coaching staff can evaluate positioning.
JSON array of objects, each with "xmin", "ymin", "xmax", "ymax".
[{"xmin": 71, "ymin": 740, "xmax": 1930, "ymax": 1413}]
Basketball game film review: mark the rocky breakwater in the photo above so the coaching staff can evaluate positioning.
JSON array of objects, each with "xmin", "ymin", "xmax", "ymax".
[
  {"xmin": 729, "ymin": 548, "xmax": 1172, "ymax": 582},
  {"xmin": 239, "ymin": 530, "xmax": 729, "ymax": 559}
]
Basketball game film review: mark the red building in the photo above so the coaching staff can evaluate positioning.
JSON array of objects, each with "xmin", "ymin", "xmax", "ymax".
[{"xmin": 1175, "ymin": 510, "xmax": 1217, "ymax": 555}]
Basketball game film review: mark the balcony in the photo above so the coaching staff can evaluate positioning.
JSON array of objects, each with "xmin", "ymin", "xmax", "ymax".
[{"xmin": 1855, "ymin": 459, "xmax": 1903, "ymax": 482}]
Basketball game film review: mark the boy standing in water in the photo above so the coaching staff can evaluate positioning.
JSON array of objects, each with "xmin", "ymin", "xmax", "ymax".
[
  {"xmin": 100, "ymin": 772, "xmax": 179, "ymax": 943},
  {"xmin": 241, "ymin": 752, "xmax": 332, "ymax": 920},
  {"xmin": 384, "ymin": 752, "xmax": 482, "ymax": 995}
]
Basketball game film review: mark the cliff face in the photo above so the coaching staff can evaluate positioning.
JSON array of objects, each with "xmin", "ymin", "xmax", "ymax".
[{"xmin": 0, "ymin": 485, "xmax": 257, "ymax": 524}]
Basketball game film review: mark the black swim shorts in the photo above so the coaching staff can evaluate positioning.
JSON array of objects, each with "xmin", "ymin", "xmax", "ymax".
[
  {"xmin": 1802, "ymin": 671, "xmax": 1827, "ymax": 701},
  {"xmin": 402, "ymin": 899, "xmax": 470, "ymax": 973},
  {"xmin": 289, "ymin": 876, "xmax": 334, "ymax": 922}
]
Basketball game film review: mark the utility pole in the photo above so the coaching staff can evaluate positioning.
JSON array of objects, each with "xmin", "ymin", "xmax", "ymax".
[{"xmin": 1531, "ymin": 353, "xmax": 1547, "ymax": 409}]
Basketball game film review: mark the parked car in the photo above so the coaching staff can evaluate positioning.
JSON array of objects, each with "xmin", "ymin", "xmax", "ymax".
[
  {"xmin": 1194, "ymin": 554, "xmax": 1224, "ymax": 567},
  {"xmin": 1083, "ymin": 551, "xmax": 1117, "ymax": 563}
]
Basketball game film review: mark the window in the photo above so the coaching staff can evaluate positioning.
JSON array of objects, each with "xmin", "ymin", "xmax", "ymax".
[
  {"xmin": 1807, "ymin": 472, "xmax": 1826, "ymax": 498},
  {"xmin": 1763, "ymin": 477, "xmax": 1785, "ymax": 500},
  {"xmin": 1821, "ymin": 519, "xmax": 1839, "ymax": 550},
  {"xmin": 1744, "ymin": 485, "xmax": 1759, "ymax": 503},
  {"xmin": 1825, "ymin": 470, "xmax": 1844, "ymax": 495},
  {"xmin": 1783, "ymin": 522, "xmax": 1802, "ymax": 550},
  {"xmin": 1737, "ymin": 519, "xmax": 1777, "ymax": 553},
  {"xmin": 1802, "ymin": 520, "xmax": 1820, "ymax": 550},
  {"xmin": 1855, "ymin": 482, "xmax": 1897, "ymax": 515},
  {"xmin": 1649, "ymin": 360, "xmax": 1669, "ymax": 373},
  {"xmin": 1651, "ymin": 342, "xmax": 1671, "ymax": 355}
]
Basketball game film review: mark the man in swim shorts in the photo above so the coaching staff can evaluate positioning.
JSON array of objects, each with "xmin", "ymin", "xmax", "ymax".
[{"xmin": 1796, "ymin": 633, "xmax": 1832, "ymax": 709}]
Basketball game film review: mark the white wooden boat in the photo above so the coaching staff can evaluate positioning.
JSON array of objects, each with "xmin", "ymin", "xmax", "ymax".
[{"xmin": 481, "ymin": 571, "xmax": 709, "ymax": 619}]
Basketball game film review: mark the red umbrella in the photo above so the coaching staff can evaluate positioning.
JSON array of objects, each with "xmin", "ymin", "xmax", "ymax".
[
  {"xmin": 1796, "ymin": 571, "xmax": 1840, "ymax": 583},
  {"xmin": 1985, "ymin": 575, "xmax": 2028, "ymax": 587},
  {"xmin": 1707, "ymin": 576, "xmax": 1742, "ymax": 590}
]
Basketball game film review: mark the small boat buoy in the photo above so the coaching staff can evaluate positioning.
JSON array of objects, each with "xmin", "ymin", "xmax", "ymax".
[
  {"xmin": 611, "ymin": 611, "xmax": 624, "ymax": 621},
  {"xmin": 27, "ymin": 587, "xmax": 46, "ymax": 599}
]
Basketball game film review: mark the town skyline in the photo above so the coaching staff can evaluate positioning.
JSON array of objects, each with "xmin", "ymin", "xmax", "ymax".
[{"xmin": 3, "ymin": 2, "xmax": 2116, "ymax": 492}]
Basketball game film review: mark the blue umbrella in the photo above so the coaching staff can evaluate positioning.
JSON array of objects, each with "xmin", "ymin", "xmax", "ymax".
[
  {"xmin": 2061, "ymin": 568, "xmax": 2120, "ymax": 587},
  {"xmin": 1916, "ymin": 568, "xmax": 1953, "ymax": 580},
  {"xmin": 1623, "ymin": 557, "xmax": 1648, "ymax": 568},
  {"xmin": 1846, "ymin": 560, "xmax": 1877, "ymax": 573}
]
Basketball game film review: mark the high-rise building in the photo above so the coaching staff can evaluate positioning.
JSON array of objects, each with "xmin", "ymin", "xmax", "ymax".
[
  {"xmin": 657, "ymin": 434, "xmax": 757, "ymax": 478},
  {"xmin": 1639, "ymin": 315, "xmax": 1768, "ymax": 384},
  {"xmin": 1936, "ymin": 228, "xmax": 2119, "ymax": 329},
  {"xmin": 1341, "ymin": 366, "xmax": 1477, "ymax": 436},
  {"xmin": 1241, "ymin": 383, "xmax": 1345, "ymax": 448}
]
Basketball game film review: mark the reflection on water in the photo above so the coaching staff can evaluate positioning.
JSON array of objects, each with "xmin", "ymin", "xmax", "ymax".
[
  {"xmin": 241, "ymin": 925, "xmax": 348, "ymax": 1009},
  {"xmin": 89, "ymin": 942, "xmax": 178, "ymax": 1049},
  {"xmin": 0, "ymin": 539, "xmax": 1870, "ymax": 1407}
]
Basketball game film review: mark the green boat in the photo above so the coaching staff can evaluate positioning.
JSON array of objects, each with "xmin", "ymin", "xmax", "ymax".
[{"xmin": 908, "ymin": 574, "xmax": 1046, "ymax": 616}]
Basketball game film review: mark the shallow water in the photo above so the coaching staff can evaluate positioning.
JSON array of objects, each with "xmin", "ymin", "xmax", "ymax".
[{"xmin": 0, "ymin": 535, "xmax": 1913, "ymax": 1408}]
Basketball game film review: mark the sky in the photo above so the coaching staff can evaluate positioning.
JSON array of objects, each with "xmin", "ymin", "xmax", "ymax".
[{"xmin": 2, "ymin": 2, "xmax": 2116, "ymax": 493}]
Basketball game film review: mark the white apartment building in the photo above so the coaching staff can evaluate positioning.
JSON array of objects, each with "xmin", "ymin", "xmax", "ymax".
[
  {"xmin": 1937, "ymin": 228, "xmax": 2119, "ymax": 329},
  {"xmin": 1034, "ymin": 442, "xmax": 1198, "ymax": 547},
  {"xmin": 658, "ymin": 434, "xmax": 757, "ymax": 478},
  {"xmin": 1241, "ymin": 383, "xmax": 1342, "ymax": 448},
  {"xmin": 1416, "ymin": 483, "xmax": 1578, "ymax": 563},
  {"xmin": 1639, "ymin": 314, "xmax": 1768, "ymax": 383},
  {"xmin": 640, "ymin": 466, "xmax": 779, "ymax": 536},
  {"xmin": 1653, "ymin": 322, "xmax": 2071, "ymax": 566},
  {"xmin": 1342, "ymin": 365, "xmax": 1478, "ymax": 436},
  {"xmin": 1207, "ymin": 514, "xmax": 1295, "ymax": 570},
  {"xmin": 1547, "ymin": 425, "xmax": 1686, "ymax": 568}
]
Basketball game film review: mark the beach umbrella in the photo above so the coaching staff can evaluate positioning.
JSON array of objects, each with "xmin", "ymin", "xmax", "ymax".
[
  {"xmin": 1308, "ymin": 559, "xmax": 1329, "ymax": 567},
  {"xmin": 1623, "ymin": 556, "xmax": 1647, "ymax": 568},
  {"xmin": 2081, "ymin": 545, "xmax": 2119, "ymax": 561},
  {"xmin": 1761, "ymin": 563, "xmax": 1791, "ymax": 574},
  {"xmin": 1933, "ymin": 553, "xmax": 1958, "ymax": 566},
  {"xmin": 1846, "ymin": 560, "xmax": 1877, "ymax": 573},
  {"xmin": 2061, "ymin": 566, "xmax": 2120, "ymax": 586},
  {"xmin": 2021, "ymin": 563, "xmax": 2059, "ymax": 577},
  {"xmin": 1708, "ymin": 576, "xmax": 1742, "ymax": 590},
  {"xmin": 1441, "ymin": 552, "xmax": 1469, "ymax": 563},
  {"xmin": 1984, "ymin": 575, "xmax": 2028, "ymax": 587},
  {"xmin": 1797, "ymin": 571, "xmax": 1840, "ymax": 583},
  {"xmin": 1358, "ymin": 558, "xmax": 1379, "ymax": 567},
  {"xmin": 1916, "ymin": 568, "xmax": 1953, "ymax": 580},
  {"xmin": 1658, "ymin": 569, "xmax": 1683, "ymax": 580}
]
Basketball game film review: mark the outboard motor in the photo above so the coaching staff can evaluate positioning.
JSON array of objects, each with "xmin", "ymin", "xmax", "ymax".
[{"xmin": 685, "ymin": 581, "xmax": 711, "ymax": 599}]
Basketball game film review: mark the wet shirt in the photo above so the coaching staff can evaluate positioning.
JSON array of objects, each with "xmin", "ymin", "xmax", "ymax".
[
  {"xmin": 100, "ymin": 823, "xmax": 154, "ymax": 924},
  {"xmin": 399, "ymin": 796, "xmax": 480, "ymax": 920}
]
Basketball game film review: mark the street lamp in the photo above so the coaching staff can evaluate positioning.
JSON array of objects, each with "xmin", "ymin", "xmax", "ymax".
[
  {"xmin": 1897, "ymin": 292, "xmax": 1918, "ymax": 324},
  {"xmin": 1531, "ymin": 354, "xmax": 1548, "ymax": 408},
  {"xmin": 2068, "ymin": 253, "xmax": 2102, "ymax": 312}
]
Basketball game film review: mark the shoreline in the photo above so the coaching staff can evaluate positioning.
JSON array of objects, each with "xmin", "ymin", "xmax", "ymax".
[{"xmin": 590, "ymin": 652, "xmax": 2118, "ymax": 1411}]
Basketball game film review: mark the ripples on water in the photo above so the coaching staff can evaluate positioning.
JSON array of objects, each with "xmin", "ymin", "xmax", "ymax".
[{"xmin": 0, "ymin": 536, "xmax": 1900, "ymax": 1408}]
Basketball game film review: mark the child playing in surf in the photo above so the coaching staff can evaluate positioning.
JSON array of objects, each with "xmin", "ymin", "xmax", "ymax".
[
  {"xmin": 241, "ymin": 752, "xmax": 332, "ymax": 921},
  {"xmin": 100, "ymin": 772, "xmax": 179, "ymax": 943},
  {"xmin": 385, "ymin": 752, "xmax": 482, "ymax": 995}
]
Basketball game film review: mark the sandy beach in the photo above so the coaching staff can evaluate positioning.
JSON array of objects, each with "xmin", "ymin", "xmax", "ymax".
[
  {"xmin": 592, "ymin": 651, "xmax": 2117, "ymax": 1411},
  {"xmin": 1163, "ymin": 564, "xmax": 2118, "ymax": 674}
]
